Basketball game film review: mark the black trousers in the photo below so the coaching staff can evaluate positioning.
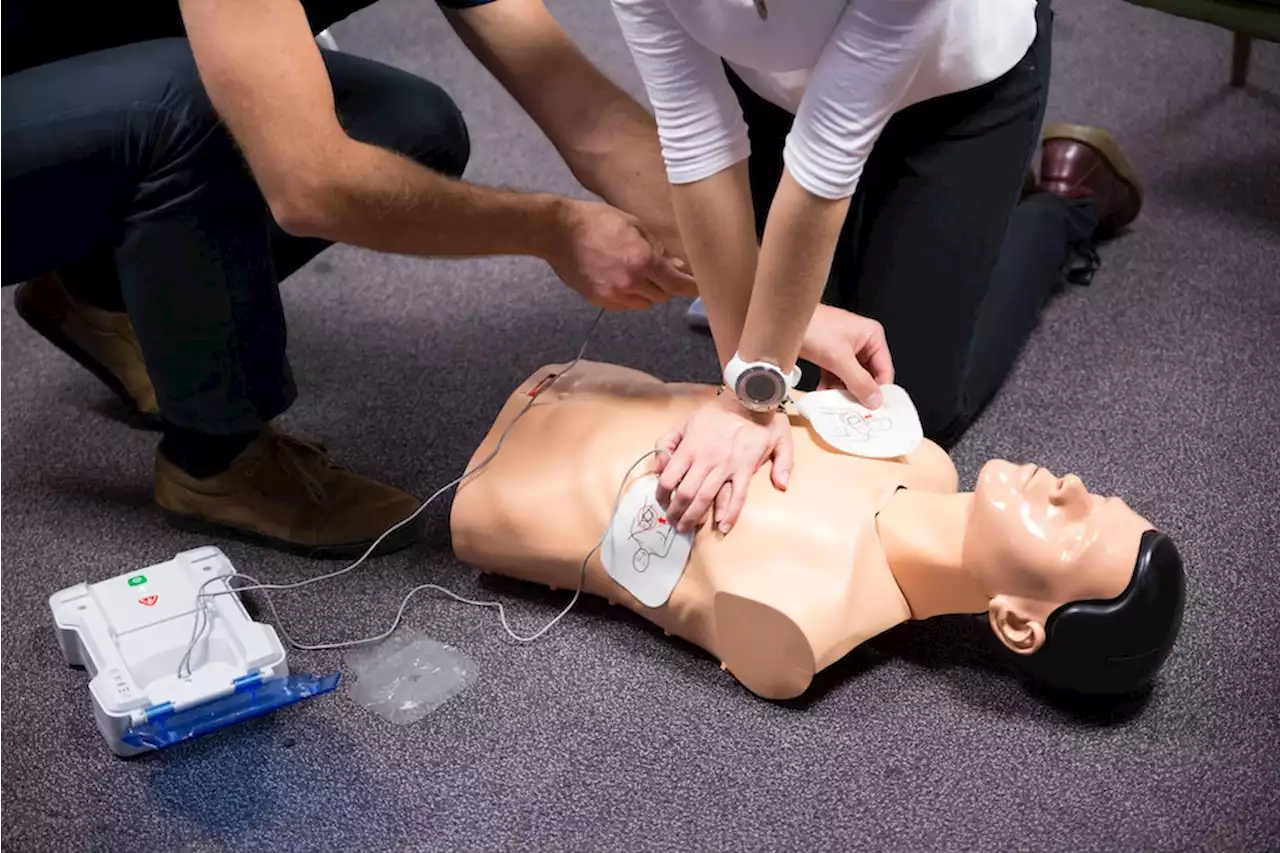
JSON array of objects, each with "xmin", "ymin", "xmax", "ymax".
[
  {"xmin": 2, "ymin": 20, "xmax": 470, "ymax": 435},
  {"xmin": 732, "ymin": 0, "xmax": 1096, "ymax": 446}
]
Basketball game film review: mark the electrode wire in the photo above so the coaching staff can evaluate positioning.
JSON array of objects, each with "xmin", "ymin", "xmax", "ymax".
[
  {"xmin": 180, "ymin": 446, "xmax": 664, "ymax": 678},
  {"xmin": 176, "ymin": 307, "xmax": 663, "ymax": 677}
]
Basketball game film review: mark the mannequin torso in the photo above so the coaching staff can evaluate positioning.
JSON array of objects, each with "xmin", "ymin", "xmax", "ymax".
[{"xmin": 451, "ymin": 361, "xmax": 961, "ymax": 699}]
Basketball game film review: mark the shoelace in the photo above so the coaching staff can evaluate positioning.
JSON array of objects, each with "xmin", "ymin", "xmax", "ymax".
[
  {"xmin": 1065, "ymin": 244, "xmax": 1102, "ymax": 287},
  {"xmin": 265, "ymin": 431, "xmax": 339, "ymax": 504}
]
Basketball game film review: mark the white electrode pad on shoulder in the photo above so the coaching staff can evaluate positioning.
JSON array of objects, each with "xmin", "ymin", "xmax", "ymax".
[
  {"xmin": 794, "ymin": 385, "xmax": 924, "ymax": 459},
  {"xmin": 601, "ymin": 474, "xmax": 694, "ymax": 608}
]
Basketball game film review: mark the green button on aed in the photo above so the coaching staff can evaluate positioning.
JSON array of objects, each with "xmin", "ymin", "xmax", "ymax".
[{"xmin": 127, "ymin": 574, "xmax": 147, "ymax": 587}]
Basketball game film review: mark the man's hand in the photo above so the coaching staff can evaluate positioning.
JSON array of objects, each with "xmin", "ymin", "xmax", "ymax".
[
  {"xmin": 799, "ymin": 304, "xmax": 895, "ymax": 407},
  {"xmin": 445, "ymin": 0, "xmax": 691, "ymax": 269},
  {"xmin": 546, "ymin": 199, "xmax": 696, "ymax": 310}
]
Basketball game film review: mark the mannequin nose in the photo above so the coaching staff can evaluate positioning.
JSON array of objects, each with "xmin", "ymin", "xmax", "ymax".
[{"xmin": 1050, "ymin": 474, "xmax": 1089, "ymax": 512}]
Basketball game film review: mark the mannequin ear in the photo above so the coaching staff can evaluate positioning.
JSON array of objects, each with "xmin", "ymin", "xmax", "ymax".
[{"xmin": 988, "ymin": 595, "xmax": 1047, "ymax": 655}]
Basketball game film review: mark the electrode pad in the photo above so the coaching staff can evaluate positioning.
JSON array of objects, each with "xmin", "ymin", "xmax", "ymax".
[
  {"xmin": 794, "ymin": 385, "xmax": 924, "ymax": 459},
  {"xmin": 601, "ymin": 474, "xmax": 694, "ymax": 608}
]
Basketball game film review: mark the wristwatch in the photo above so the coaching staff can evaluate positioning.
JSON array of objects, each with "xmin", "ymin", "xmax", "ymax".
[{"xmin": 723, "ymin": 353, "xmax": 803, "ymax": 413}]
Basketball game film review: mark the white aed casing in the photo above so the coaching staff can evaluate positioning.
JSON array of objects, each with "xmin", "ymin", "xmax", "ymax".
[{"xmin": 49, "ymin": 546, "xmax": 288, "ymax": 757}]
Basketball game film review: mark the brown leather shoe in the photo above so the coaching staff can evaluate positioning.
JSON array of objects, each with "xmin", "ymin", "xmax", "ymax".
[
  {"xmin": 1039, "ymin": 124, "xmax": 1144, "ymax": 238},
  {"xmin": 14, "ymin": 272, "xmax": 159, "ymax": 419},
  {"xmin": 155, "ymin": 426, "xmax": 423, "ymax": 559}
]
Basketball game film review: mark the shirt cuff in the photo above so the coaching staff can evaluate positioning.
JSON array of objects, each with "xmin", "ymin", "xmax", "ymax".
[
  {"xmin": 663, "ymin": 139, "xmax": 752, "ymax": 186},
  {"xmin": 781, "ymin": 132, "xmax": 862, "ymax": 201}
]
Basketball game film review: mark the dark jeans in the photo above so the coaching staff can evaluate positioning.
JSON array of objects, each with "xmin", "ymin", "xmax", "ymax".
[
  {"xmin": 2, "ymin": 29, "xmax": 470, "ymax": 435},
  {"xmin": 731, "ymin": 0, "xmax": 1096, "ymax": 446}
]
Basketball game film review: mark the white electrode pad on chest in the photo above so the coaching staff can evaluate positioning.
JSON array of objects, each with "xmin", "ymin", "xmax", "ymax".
[
  {"xmin": 794, "ymin": 385, "xmax": 924, "ymax": 459},
  {"xmin": 601, "ymin": 474, "xmax": 694, "ymax": 608}
]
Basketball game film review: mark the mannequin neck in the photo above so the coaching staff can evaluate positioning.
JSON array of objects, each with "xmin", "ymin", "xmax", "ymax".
[{"xmin": 875, "ymin": 490, "xmax": 989, "ymax": 620}]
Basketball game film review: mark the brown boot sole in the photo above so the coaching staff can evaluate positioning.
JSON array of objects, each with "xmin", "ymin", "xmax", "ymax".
[
  {"xmin": 1042, "ymin": 123, "xmax": 1145, "ymax": 212},
  {"xmin": 14, "ymin": 280, "xmax": 162, "ymax": 428},
  {"xmin": 161, "ymin": 507, "xmax": 422, "ymax": 561}
]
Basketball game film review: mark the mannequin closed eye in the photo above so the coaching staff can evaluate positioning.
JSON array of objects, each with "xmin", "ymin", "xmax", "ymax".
[
  {"xmin": 960, "ymin": 458, "xmax": 1163, "ymax": 658},
  {"xmin": 1013, "ymin": 467, "xmax": 1100, "ymax": 558},
  {"xmin": 967, "ymin": 460, "xmax": 1151, "ymax": 596}
]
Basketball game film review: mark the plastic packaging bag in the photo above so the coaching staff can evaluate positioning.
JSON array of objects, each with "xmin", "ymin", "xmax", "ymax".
[{"xmin": 345, "ymin": 629, "xmax": 476, "ymax": 725}]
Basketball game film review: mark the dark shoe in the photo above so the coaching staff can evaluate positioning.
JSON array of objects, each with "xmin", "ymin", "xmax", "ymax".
[
  {"xmin": 1039, "ymin": 124, "xmax": 1144, "ymax": 238},
  {"xmin": 155, "ymin": 426, "xmax": 422, "ymax": 559},
  {"xmin": 14, "ymin": 272, "xmax": 159, "ymax": 419}
]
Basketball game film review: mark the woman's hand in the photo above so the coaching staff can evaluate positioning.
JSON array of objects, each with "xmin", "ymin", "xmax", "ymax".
[
  {"xmin": 800, "ymin": 305, "xmax": 895, "ymax": 406},
  {"xmin": 654, "ymin": 394, "xmax": 793, "ymax": 535}
]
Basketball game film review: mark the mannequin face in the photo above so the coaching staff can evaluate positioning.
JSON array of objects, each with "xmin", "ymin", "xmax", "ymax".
[{"xmin": 964, "ymin": 460, "xmax": 1153, "ymax": 655}]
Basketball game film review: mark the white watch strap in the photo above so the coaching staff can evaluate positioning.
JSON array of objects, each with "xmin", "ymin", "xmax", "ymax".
[
  {"xmin": 724, "ymin": 353, "xmax": 803, "ymax": 392},
  {"xmin": 785, "ymin": 364, "xmax": 802, "ymax": 389}
]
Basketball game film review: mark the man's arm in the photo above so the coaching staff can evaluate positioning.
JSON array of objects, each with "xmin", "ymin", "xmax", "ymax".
[
  {"xmin": 444, "ymin": 0, "xmax": 687, "ymax": 262},
  {"xmin": 179, "ymin": 0, "xmax": 573, "ymax": 258}
]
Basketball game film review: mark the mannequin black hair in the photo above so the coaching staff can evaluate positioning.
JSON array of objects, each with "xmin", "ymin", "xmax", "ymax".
[{"xmin": 1020, "ymin": 529, "xmax": 1187, "ymax": 695}]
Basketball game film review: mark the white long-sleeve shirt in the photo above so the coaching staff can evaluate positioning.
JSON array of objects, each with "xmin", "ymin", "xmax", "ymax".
[{"xmin": 610, "ymin": 0, "xmax": 1038, "ymax": 200}]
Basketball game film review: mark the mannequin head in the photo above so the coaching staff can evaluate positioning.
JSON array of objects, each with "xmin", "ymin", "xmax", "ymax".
[{"xmin": 964, "ymin": 461, "xmax": 1186, "ymax": 694}]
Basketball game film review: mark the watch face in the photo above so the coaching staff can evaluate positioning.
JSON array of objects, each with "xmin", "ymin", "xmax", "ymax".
[{"xmin": 737, "ymin": 366, "xmax": 785, "ymax": 410}]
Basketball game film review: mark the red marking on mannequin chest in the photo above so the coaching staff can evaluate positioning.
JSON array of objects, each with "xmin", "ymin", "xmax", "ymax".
[{"xmin": 527, "ymin": 373, "xmax": 558, "ymax": 397}]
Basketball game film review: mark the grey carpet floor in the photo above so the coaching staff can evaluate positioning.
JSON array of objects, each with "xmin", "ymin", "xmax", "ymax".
[{"xmin": 3, "ymin": 1, "xmax": 1279, "ymax": 851}]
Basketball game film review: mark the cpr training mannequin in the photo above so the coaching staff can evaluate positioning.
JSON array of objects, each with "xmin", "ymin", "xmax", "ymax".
[{"xmin": 450, "ymin": 361, "xmax": 1186, "ymax": 701}]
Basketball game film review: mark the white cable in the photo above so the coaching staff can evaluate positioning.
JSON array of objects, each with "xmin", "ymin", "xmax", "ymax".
[{"xmin": 176, "ymin": 307, "xmax": 660, "ymax": 676}]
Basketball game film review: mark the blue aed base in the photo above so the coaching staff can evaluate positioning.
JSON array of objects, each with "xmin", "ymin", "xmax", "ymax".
[
  {"xmin": 50, "ymin": 546, "xmax": 339, "ymax": 757},
  {"xmin": 123, "ymin": 671, "xmax": 341, "ymax": 751}
]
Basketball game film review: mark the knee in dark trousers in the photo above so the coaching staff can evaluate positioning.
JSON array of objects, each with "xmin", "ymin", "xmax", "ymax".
[
  {"xmin": 885, "ymin": 339, "xmax": 974, "ymax": 449},
  {"xmin": 152, "ymin": 40, "xmax": 473, "ymax": 183},
  {"xmin": 0, "ymin": 38, "xmax": 266, "ymax": 288},
  {"xmin": 920, "ymin": 397, "xmax": 973, "ymax": 450},
  {"xmin": 324, "ymin": 50, "xmax": 471, "ymax": 179},
  {"xmin": 904, "ymin": 379, "xmax": 970, "ymax": 450},
  {"xmin": 397, "ymin": 80, "xmax": 470, "ymax": 179},
  {"xmin": 131, "ymin": 40, "xmax": 267, "ymax": 213}
]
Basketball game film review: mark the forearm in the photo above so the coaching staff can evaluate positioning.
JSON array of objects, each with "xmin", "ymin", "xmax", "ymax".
[
  {"xmin": 286, "ymin": 140, "xmax": 568, "ymax": 260},
  {"xmin": 727, "ymin": 0, "xmax": 942, "ymax": 365},
  {"xmin": 738, "ymin": 169, "xmax": 850, "ymax": 370},
  {"xmin": 669, "ymin": 161, "xmax": 759, "ymax": 367},
  {"xmin": 180, "ymin": 0, "xmax": 573, "ymax": 263},
  {"xmin": 446, "ymin": 0, "xmax": 685, "ymax": 261},
  {"xmin": 565, "ymin": 97, "xmax": 688, "ymax": 264}
]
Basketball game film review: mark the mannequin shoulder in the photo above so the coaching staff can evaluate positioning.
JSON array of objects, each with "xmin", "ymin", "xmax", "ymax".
[
  {"xmin": 516, "ymin": 360, "xmax": 664, "ymax": 396},
  {"xmin": 896, "ymin": 439, "xmax": 959, "ymax": 493}
]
